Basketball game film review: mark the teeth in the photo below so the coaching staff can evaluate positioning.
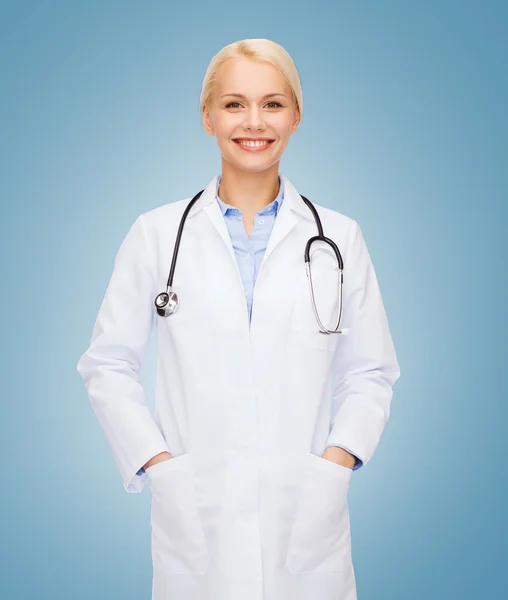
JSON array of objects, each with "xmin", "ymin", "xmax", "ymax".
[{"xmin": 236, "ymin": 140, "xmax": 272, "ymax": 147}]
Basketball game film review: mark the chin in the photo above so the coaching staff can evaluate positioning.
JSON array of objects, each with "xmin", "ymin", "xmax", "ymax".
[{"xmin": 235, "ymin": 163, "xmax": 278, "ymax": 175}]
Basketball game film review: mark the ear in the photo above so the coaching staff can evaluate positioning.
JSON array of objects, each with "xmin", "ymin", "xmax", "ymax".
[
  {"xmin": 291, "ymin": 107, "xmax": 301, "ymax": 134},
  {"xmin": 202, "ymin": 105, "xmax": 215, "ymax": 137}
]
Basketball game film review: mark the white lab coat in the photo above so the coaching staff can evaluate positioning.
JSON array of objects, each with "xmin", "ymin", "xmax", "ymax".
[{"xmin": 77, "ymin": 173, "xmax": 400, "ymax": 600}]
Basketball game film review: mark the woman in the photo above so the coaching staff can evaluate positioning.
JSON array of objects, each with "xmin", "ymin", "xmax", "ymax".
[{"xmin": 77, "ymin": 38, "xmax": 400, "ymax": 600}]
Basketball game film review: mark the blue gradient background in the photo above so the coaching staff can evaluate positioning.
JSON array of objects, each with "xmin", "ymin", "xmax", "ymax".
[{"xmin": 1, "ymin": 1, "xmax": 506, "ymax": 598}]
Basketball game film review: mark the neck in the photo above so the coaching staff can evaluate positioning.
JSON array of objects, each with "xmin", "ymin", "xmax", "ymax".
[{"xmin": 217, "ymin": 164, "xmax": 280, "ymax": 215}]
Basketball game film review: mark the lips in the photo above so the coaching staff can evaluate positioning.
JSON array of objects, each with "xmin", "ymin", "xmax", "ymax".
[
  {"xmin": 233, "ymin": 138, "xmax": 275, "ymax": 142},
  {"xmin": 233, "ymin": 139, "xmax": 276, "ymax": 152}
]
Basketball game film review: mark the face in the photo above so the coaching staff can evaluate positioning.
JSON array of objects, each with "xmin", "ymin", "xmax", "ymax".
[{"xmin": 202, "ymin": 56, "xmax": 300, "ymax": 174}]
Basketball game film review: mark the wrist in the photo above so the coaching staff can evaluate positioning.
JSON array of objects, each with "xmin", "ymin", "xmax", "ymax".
[
  {"xmin": 143, "ymin": 451, "xmax": 172, "ymax": 470},
  {"xmin": 322, "ymin": 446, "xmax": 355, "ymax": 469}
]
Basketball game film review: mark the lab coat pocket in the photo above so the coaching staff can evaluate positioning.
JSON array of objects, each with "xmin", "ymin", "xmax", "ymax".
[
  {"xmin": 285, "ymin": 452, "xmax": 352, "ymax": 574},
  {"xmin": 147, "ymin": 453, "xmax": 209, "ymax": 575}
]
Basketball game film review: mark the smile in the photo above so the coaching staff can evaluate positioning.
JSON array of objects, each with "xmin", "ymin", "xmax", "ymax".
[{"xmin": 233, "ymin": 139, "xmax": 275, "ymax": 152}]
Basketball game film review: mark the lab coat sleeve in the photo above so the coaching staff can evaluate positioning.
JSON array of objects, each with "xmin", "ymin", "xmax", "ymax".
[
  {"xmin": 326, "ymin": 220, "xmax": 401, "ymax": 469},
  {"xmin": 76, "ymin": 214, "xmax": 170, "ymax": 493}
]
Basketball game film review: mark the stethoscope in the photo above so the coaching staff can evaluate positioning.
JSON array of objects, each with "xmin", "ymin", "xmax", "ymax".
[{"xmin": 154, "ymin": 188, "xmax": 348, "ymax": 335}]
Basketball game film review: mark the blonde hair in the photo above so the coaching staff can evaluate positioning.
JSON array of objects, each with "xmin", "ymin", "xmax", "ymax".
[{"xmin": 200, "ymin": 38, "xmax": 303, "ymax": 119}]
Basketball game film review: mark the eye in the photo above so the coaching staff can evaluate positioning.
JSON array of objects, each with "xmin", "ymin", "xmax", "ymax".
[{"xmin": 225, "ymin": 101, "xmax": 283, "ymax": 109}]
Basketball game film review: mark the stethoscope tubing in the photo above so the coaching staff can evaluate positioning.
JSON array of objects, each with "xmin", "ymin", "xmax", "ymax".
[{"xmin": 154, "ymin": 188, "xmax": 346, "ymax": 335}]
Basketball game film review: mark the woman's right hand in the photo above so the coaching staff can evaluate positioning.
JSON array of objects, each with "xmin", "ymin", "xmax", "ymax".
[{"xmin": 143, "ymin": 451, "xmax": 173, "ymax": 470}]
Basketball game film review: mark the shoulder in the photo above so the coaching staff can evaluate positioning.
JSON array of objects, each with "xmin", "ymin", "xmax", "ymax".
[
  {"xmin": 304, "ymin": 199, "xmax": 359, "ymax": 248},
  {"xmin": 135, "ymin": 197, "xmax": 191, "ymax": 234},
  {"xmin": 138, "ymin": 197, "xmax": 190, "ymax": 223},
  {"xmin": 115, "ymin": 198, "xmax": 192, "ymax": 262}
]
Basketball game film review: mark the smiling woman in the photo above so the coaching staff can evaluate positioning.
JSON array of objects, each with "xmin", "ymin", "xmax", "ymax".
[{"xmin": 77, "ymin": 37, "xmax": 401, "ymax": 600}]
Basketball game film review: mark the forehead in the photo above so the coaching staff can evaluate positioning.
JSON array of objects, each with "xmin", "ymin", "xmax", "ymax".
[{"xmin": 215, "ymin": 57, "xmax": 289, "ymax": 96}]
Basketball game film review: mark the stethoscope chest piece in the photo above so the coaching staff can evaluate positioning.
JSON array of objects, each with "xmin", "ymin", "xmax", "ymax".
[{"xmin": 155, "ymin": 289, "xmax": 179, "ymax": 317}]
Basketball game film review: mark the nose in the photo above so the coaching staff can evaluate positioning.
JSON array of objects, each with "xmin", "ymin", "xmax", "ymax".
[{"xmin": 243, "ymin": 105, "xmax": 265, "ymax": 130}]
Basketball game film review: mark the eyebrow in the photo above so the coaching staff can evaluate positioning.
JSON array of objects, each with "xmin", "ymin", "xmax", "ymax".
[{"xmin": 220, "ymin": 93, "xmax": 287, "ymax": 99}]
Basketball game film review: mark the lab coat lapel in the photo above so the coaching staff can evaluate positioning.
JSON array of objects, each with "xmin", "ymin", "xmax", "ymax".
[
  {"xmin": 186, "ymin": 172, "xmax": 314, "ymax": 280},
  {"xmin": 187, "ymin": 176, "xmax": 243, "ymax": 291},
  {"xmin": 182, "ymin": 173, "xmax": 315, "ymax": 334},
  {"xmin": 259, "ymin": 173, "xmax": 313, "ymax": 273}
]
